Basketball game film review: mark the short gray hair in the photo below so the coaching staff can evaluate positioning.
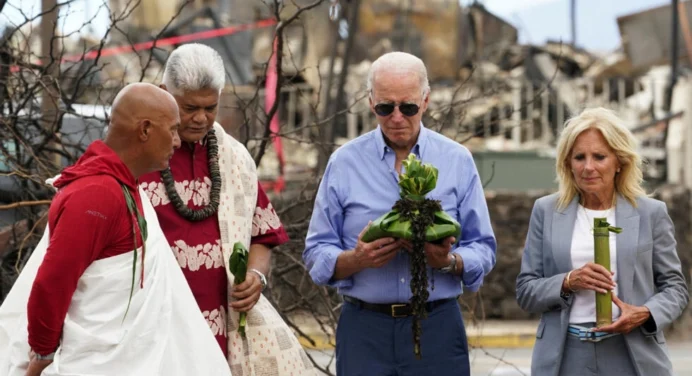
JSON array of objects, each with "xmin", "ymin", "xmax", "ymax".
[
  {"xmin": 162, "ymin": 43, "xmax": 226, "ymax": 94},
  {"xmin": 366, "ymin": 52, "xmax": 430, "ymax": 96}
]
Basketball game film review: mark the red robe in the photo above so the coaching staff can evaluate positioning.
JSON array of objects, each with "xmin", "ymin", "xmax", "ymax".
[
  {"xmin": 140, "ymin": 140, "xmax": 288, "ymax": 357},
  {"xmin": 27, "ymin": 141, "xmax": 145, "ymax": 355}
]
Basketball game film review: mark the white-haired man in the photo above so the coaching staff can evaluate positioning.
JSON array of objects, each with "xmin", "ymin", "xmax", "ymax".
[
  {"xmin": 304, "ymin": 51, "xmax": 497, "ymax": 375},
  {"xmin": 139, "ymin": 43, "xmax": 314, "ymax": 374}
]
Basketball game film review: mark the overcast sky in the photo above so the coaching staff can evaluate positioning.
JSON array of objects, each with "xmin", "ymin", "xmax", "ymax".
[{"xmin": 468, "ymin": 0, "xmax": 671, "ymax": 52}]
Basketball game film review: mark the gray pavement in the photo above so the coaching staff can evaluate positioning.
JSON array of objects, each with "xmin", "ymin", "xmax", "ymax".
[{"xmin": 308, "ymin": 340, "xmax": 692, "ymax": 375}]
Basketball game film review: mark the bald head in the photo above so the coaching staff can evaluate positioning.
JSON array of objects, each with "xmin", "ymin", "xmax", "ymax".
[
  {"xmin": 106, "ymin": 82, "xmax": 181, "ymax": 177},
  {"xmin": 109, "ymin": 83, "xmax": 178, "ymax": 133}
]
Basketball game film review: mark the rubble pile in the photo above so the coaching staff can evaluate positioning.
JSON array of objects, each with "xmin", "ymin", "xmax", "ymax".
[
  {"xmin": 310, "ymin": 2, "xmax": 685, "ymax": 184},
  {"xmin": 5, "ymin": 1, "xmax": 685, "ymax": 182}
]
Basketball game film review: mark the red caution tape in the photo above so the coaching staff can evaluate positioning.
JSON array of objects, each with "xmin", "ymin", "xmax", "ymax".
[{"xmin": 9, "ymin": 18, "xmax": 276, "ymax": 70}]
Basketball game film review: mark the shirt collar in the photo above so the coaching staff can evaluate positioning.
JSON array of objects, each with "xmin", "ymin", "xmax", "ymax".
[
  {"xmin": 375, "ymin": 122, "xmax": 428, "ymax": 160},
  {"xmin": 182, "ymin": 133, "xmax": 209, "ymax": 152}
]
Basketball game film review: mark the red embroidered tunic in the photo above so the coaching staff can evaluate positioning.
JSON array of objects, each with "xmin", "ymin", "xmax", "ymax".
[{"xmin": 139, "ymin": 140, "xmax": 288, "ymax": 357}]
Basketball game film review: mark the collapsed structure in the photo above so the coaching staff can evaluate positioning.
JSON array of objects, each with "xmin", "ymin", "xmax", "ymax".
[{"xmin": 4, "ymin": 0, "xmax": 692, "ymax": 189}]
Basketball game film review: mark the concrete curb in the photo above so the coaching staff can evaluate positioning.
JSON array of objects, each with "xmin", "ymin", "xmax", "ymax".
[
  {"xmin": 297, "ymin": 333, "xmax": 537, "ymax": 350},
  {"xmin": 468, "ymin": 334, "xmax": 536, "ymax": 349},
  {"xmin": 297, "ymin": 334, "xmax": 335, "ymax": 350}
]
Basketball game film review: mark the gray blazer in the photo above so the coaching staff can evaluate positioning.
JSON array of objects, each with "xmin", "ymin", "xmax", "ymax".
[{"xmin": 516, "ymin": 193, "xmax": 689, "ymax": 376}]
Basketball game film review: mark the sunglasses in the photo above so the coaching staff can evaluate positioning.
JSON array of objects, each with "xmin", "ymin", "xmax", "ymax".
[{"xmin": 374, "ymin": 102, "xmax": 421, "ymax": 117}]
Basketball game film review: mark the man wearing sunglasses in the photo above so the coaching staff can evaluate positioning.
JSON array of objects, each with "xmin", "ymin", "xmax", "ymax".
[{"xmin": 304, "ymin": 52, "xmax": 497, "ymax": 375}]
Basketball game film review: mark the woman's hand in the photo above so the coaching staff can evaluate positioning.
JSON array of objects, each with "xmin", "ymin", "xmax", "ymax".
[
  {"xmin": 564, "ymin": 262, "xmax": 616, "ymax": 294},
  {"xmin": 592, "ymin": 295, "xmax": 652, "ymax": 334}
]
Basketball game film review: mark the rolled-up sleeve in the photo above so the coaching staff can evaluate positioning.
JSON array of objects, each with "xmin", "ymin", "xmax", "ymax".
[
  {"xmin": 454, "ymin": 152, "xmax": 497, "ymax": 292},
  {"xmin": 251, "ymin": 182, "xmax": 289, "ymax": 247},
  {"xmin": 303, "ymin": 159, "xmax": 352, "ymax": 288}
]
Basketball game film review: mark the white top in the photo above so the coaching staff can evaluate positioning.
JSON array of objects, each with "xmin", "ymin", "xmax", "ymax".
[
  {"xmin": 569, "ymin": 205, "xmax": 620, "ymax": 324},
  {"xmin": 0, "ymin": 188, "xmax": 232, "ymax": 376}
]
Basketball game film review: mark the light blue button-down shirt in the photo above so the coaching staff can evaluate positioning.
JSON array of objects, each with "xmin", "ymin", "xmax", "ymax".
[{"xmin": 303, "ymin": 124, "xmax": 497, "ymax": 304}]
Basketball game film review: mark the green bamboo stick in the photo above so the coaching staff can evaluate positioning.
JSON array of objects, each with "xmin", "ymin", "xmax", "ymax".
[{"xmin": 593, "ymin": 217, "xmax": 622, "ymax": 327}]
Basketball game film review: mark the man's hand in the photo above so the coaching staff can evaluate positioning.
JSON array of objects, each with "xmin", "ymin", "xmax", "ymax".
[
  {"xmin": 423, "ymin": 237, "xmax": 456, "ymax": 269},
  {"xmin": 402, "ymin": 236, "xmax": 457, "ymax": 269},
  {"xmin": 26, "ymin": 351, "xmax": 52, "ymax": 376},
  {"xmin": 231, "ymin": 271, "xmax": 262, "ymax": 312},
  {"xmin": 592, "ymin": 295, "xmax": 652, "ymax": 334},
  {"xmin": 333, "ymin": 223, "xmax": 405, "ymax": 280},
  {"xmin": 352, "ymin": 223, "xmax": 403, "ymax": 269},
  {"xmin": 564, "ymin": 262, "xmax": 616, "ymax": 294}
]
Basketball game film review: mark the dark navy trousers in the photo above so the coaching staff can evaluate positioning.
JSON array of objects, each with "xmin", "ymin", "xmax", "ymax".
[{"xmin": 336, "ymin": 298, "xmax": 470, "ymax": 376}]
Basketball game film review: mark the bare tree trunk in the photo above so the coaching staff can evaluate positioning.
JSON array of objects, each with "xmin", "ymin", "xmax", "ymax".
[
  {"xmin": 316, "ymin": 14, "xmax": 341, "ymax": 173},
  {"xmin": 41, "ymin": 0, "xmax": 61, "ymax": 171}
]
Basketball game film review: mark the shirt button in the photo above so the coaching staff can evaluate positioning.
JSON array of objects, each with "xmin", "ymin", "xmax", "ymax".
[{"xmin": 400, "ymin": 278, "xmax": 405, "ymax": 284}]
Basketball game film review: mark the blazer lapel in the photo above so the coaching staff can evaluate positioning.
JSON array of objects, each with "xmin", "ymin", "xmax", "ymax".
[
  {"xmin": 552, "ymin": 197, "xmax": 578, "ymax": 273},
  {"xmin": 615, "ymin": 195, "xmax": 640, "ymax": 301}
]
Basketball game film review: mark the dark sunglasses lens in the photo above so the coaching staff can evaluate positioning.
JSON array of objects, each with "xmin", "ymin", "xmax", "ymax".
[
  {"xmin": 399, "ymin": 104, "xmax": 420, "ymax": 116},
  {"xmin": 375, "ymin": 104, "xmax": 395, "ymax": 116}
]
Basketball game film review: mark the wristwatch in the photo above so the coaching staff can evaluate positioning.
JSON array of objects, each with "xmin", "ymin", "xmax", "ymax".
[
  {"xmin": 439, "ymin": 253, "xmax": 457, "ymax": 274},
  {"xmin": 250, "ymin": 268, "xmax": 267, "ymax": 291},
  {"xmin": 34, "ymin": 351, "xmax": 55, "ymax": 361}
]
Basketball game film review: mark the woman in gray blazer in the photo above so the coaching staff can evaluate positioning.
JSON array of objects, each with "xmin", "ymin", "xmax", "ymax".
[{"xmin": 516, "ymin": 107, "xmax": 688, "ymax": 376}]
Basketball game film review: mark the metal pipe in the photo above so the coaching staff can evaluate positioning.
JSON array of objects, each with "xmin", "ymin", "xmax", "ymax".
[
  {"xmin": 664, "ymin": 0, "xmax": 680, "ymax": 112},
  {"xmin": 319, "ymin": 0, "xmax": 361, "ymax": 173}
]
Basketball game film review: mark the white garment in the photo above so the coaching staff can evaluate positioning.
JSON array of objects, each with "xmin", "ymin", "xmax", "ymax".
[
  {"xmin": 213, "ymin": 123, "xmax": 317, "ymax": 375},
  {"xmin": 569, "ymin": 205, "xmax": 621, "ymax": 324},
  {"xmin": 0, "ymin": 187, "xmax": 232, "ymax": 376}
]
